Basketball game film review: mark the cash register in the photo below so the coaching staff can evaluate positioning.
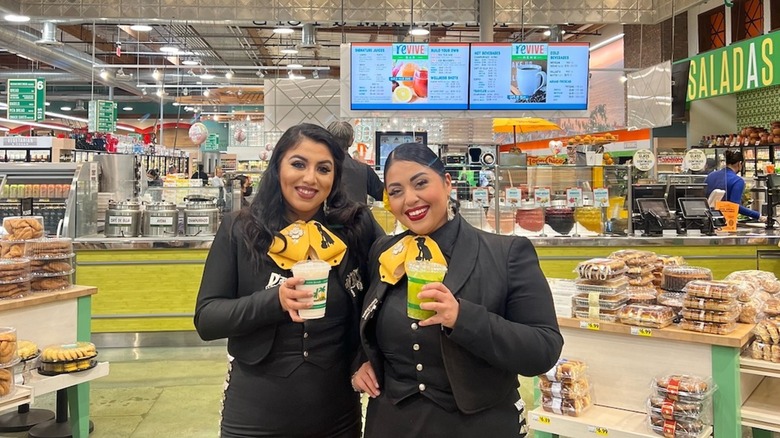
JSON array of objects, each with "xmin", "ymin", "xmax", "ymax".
[
  {"xmin": 676, "ymin": 197, "xmax": 726, "ymax": 236},
  {"xmin": 636, "ymin": 198, "xmax": 674, "ymax": 237}
]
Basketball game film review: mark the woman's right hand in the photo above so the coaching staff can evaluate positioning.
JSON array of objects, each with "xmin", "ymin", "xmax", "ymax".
[
  {"xmin": 279, "ymin": 277, "xmax": 311, "ymax": 323},
  {"xmin": 351, "ymin": 361, "xmax": 381, "ymax": 398}
]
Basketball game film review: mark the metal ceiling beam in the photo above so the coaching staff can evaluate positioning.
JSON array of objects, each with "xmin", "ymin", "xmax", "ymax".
[{"xmin": 0, "ymin": 25, "xmax": 147, "ymax": 97}]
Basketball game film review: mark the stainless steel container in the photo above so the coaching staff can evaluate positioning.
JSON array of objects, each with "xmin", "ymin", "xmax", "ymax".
[
  {"xmin": 104, "ymin": 200, "xmax": 142, "ymax": 237},
  {"xmin": 142, "ymin": 201, "xmax": 179, "ymax": 237},
  {"xmin": 183, "ymin": 196, "xmax": 219, "ymax": 236}
]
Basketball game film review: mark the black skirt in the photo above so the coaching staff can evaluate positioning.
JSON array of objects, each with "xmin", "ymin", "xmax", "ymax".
[
  {"xmin": 364, "ymin": 389, "xmax": 525, "ymax": 438},
  {"xmin": 221, "ymin": 358, "xmax": 361, "ymax": 438}
]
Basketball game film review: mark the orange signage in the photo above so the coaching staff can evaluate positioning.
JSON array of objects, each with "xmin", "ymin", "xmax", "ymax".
[{"xmin": 715, "ymin": 201, "xmax": 739, "ymax": 232}]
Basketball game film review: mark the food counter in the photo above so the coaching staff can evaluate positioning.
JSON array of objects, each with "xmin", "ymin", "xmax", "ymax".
[{"xmin": 72, "ymin": 232, "xmax": 780, "ymax": 334}]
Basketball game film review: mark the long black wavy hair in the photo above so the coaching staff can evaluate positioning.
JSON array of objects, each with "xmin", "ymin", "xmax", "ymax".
[
  {"xmin": 238, "ymin": 123, "xmax": 371, "ymax": 268},
  {"xmin": 384, "ymin": 143, "xmax": 459, "ymax": 214}
]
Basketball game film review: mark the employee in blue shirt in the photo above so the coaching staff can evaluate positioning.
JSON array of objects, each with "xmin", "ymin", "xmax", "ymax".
[{"xmin": 705, "ymin": 150, "xmax": 765, "ymax": 222}]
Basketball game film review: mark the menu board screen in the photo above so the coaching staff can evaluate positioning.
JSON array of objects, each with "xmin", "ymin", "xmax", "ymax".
[
  {"xmin": 350, "ymin": 43, "xmax": 470, "ymax": 110},
  {"xmin": 469, "ymin": 42, "xmax": 590, "ymax": 110}
]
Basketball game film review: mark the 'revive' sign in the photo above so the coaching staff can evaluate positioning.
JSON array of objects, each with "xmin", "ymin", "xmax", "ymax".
[{"xmin": 686, "ymin": 30, "xmax": 778, "ymax": 101}]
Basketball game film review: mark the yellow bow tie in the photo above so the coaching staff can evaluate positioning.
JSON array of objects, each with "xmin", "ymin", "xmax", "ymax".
[
  {"xmin": 268, "ymin": 220, "xmax": 347, "ymax": 270},
  {"xmin": 378, "ymin": 235, "xmax": 447, "ymax": 285}
]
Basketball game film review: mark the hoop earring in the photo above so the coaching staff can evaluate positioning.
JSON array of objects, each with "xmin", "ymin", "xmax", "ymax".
[{"xmin": 447, "ymin": 198, "xmax": 456, "ymax": 221}]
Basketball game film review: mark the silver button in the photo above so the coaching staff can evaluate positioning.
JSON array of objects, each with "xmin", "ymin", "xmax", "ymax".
[
  {"xmin": 416, "ymin": 364, "xmax": 423, "ymax": 371},
  {"xmin": 413, "ymin": 343, "xmax": 420, "ymax": 351},
  {"xmin": 303, "ymin": 332, "xmax": 309, "ymax": 339},
  {"xmin": 303, "ymin": 351, "xmax": 309, "ymax": 358},
  {"xmin": 419, "ymin": 383, "xmax": 426, "ymax": 391},
  {"xmin": 411, "ymin": 322, "xmax": 419, "ymax": 330}
]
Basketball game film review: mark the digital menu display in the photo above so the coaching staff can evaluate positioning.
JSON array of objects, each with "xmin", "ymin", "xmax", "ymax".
[
  {"xmin": 350, "ymin": 43, "xmax": 470, "ymax": 110},
  {"xmin": 469, "ymin": 42, "xmax": 590, "ymax": 110}
]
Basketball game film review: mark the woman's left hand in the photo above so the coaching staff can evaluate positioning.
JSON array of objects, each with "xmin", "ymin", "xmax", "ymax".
[{"xmin": 418, "ymin": 282, "xmax": 459, "ymax": 329}]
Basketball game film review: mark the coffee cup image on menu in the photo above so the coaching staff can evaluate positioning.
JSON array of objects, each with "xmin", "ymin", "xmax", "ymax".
[
  {"xmin": 391, "ymin": 62, "xmax": 428, "ymax": 103},
  {"xmin": 511, "ymin": 62, "xmax": 547, "ymax": 102}
]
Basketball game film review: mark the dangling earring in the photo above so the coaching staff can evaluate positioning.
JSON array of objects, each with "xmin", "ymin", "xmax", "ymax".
[
  {"xmin": 323, "ymin": 198, "xmax": 330, "ymax": 215},
  {"xmin": 447, "ymin": 198, "xmax": 456, "ymax": 221}
]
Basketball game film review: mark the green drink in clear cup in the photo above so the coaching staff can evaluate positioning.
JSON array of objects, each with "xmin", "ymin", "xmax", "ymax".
[{"xmin": 406, "ymin": 260, "xmax": 448, "ymax": 320}]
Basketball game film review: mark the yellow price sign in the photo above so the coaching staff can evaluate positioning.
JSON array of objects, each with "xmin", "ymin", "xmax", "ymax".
[
  {"xmin": 631, "ymin": 327, "xmax": 652, "ymax": 337},
  {"xmin": 537, "ymin": 416, "xmax": 551, "ymax": 424},
  {"xmin": 588, "ymin": 425, "xmax": 609, "ymax": 436},
  {"xmin": 580, "ymin": 321, "xmax": 600, "ymax": 331}
]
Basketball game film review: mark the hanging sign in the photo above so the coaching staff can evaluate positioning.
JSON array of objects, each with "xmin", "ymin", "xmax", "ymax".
[
  {"xmin": 684, "ymin": 149, "xmax": 707, "ymax": 172},
  {"xmin": 633, "ymin": 149, "xmax": 655, "ymax": 172},
  {"xmin": 7, "ymin": 78, "xmax": 46, "ymax": 122}
]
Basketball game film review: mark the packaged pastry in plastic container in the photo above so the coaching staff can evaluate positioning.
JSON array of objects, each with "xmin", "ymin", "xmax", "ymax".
[
  {"xmin": 679, "ymin": 319, "xmax": 737, "ymax": 335},
  {"xmin": 618, "ymin": 304, "xmax": 675, "ymax": 328},
  {"xmin": 752, "ymin": 320, "xmax": 780, "ymax": 344},
  {"xmin": 625, "ymin": 285, "xmax": 658, "ymax": 305},
  {"xmin": 682, "ymin": 280, "xmax": 739, "ymax": 301},
  {"xmin": 648, "ymin": 415, "xmax": 707, "ymax": 438},
  {"xmin": 764, "ymin": 298, "xmax": 780, "ymax": 318},
  {"xmin": 23, "ymin": 238, "xmax": 74, "ymax": 260},
  {"xmin": 0, "ymin": 328, "xmax": 19, "ymax": 367},
  {"xmin": 626, "ymin": 265, "xmax": 656, "ymax": 277},
  {"xmin": 724, "ymin": 270, "xmax": 780, "ymax": 294},
  {"xmin": 656, "ymin": 255, "xmax": 686, "ymax": 267},
  {"xmin": 680, "ymin": 307, "xmax": 739, "ymax": 324},
  {"xmin": 661, "ymin": 266, "xmax": 713, "ymax": 293},
  {"xmin": 657, "ymin": 291, "xmax": 686, "ymax": 309},
  {"xmin": 2, "ymin": 216, "xmax": 44, "ymax": 240},
  {"xmin": 0, "ymin": 259, "xmax": 32, "ymax": 299},
  {"xmin": 573, "ymin": 292, "xmax": 630, "ymax": 310},
  {"xmin": 539, "ymin": 377, "xmax": 591, "ymax": 399},
  {"xmin": 609, "ymin": 249, "xmax": 658, "ymax": 266},
  {"xmin": 652, "ymin": 374, "xmax": 716, "ymax": 403},
  {"xmin": 574, "ymin": 276, "xmax": 628, "ymax": 295},
  {"xmin": 573, "ymin": 306, "xmax": 622, "ymax": 322},
  {"xmin": 628, "ymin": 274, "xmax": 655, "ymax": 287},
  {"xmin": 0, "ymin": 240, "xmax": 25, "ymax": 259},
  {"xmin": 575, "ymin": 258, "xmax": 626, "ymax": 281},
  {"xmin": 681, "ymin": 297, "xmax": 738, "ymax": 313},
  {"xmin": 30, "ymin": 258, "xmax": 74, "ymax": 277},
  {"xmin": 31, "ymin": 274, "xmax": 72, "ymax": 292},
  {"xmin": 541, "ymin": 358, "xmax": 588, "ymax": 383},
  {"xmin": 0, "ymin": 364, "xmax": 16, "ymax": 400},
  {"xmin": 39, "ymin": 342, "xmax": 97, "ymax": 375},
  {"xmin": 737, "ymin": 295, "xmax": 766, "ymax": 324},
  {"xmin": 15, "ymin": 340, "xmax": 40, "ymax": 373},
  {"xmin": 749, "ymin": 340, "xmax": 780, "ymax": 362},
  {"xmin": 541, "ymin": 392, "xmax": 592, "ymax": 417},
  {"xmin": 647, "ymin": 396, "xmax": 711, "ymax": 423}
]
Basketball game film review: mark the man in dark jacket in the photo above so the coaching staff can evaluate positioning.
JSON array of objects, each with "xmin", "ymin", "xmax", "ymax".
[{"xmin": 327, "ymin": 121, "xmax": 384, "ymax": 204}]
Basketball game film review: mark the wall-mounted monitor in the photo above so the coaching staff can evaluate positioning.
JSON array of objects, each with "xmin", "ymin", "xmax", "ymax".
[
  {"xmin": 375, "ymin": 131, "xmax": 428, "ymax": 171},
  {"xmin": 350, "ymin": 43, "xmax": 470, "ymax": 110},
  {"xmin": 468, "ymin": 42, "xmax": 590, "ymax": 110}
]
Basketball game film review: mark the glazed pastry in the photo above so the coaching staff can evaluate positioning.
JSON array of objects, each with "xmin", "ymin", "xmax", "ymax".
[
  {"xmin": 542, "ymin": 358, "xmax": 588, "ymax": 382},
  {"xmin": 2, "ymin": 217, "xmax": 44, "ymax": 240},
  {"xmin": 40, "ymin": 342, "xmax": 96, "ymax": 362},
  {"xmin": 0, "ymin": 329, "xmax": 18, "ymax": 365},
  {"xmin": 575, "ymin": 258, "xmax": 626, "ymax": 281},
  {"xmin": 16, "ymin": 340, "xmax": 38, "ymax": 361}
]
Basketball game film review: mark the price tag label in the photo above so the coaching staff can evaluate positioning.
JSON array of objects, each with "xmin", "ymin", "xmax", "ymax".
[
  {"xmin": 472, "ymin": 188, "xmax": 489, "ymax": 205},
  {"xmin": 579, "ymin": 321, "xmax": 600, "ymax": 331},
  {"xmin": 534, "ymin": 187, "xmax": 551, "ymax": 207},
  {"xmin": 505, "ymin": 187, "xmax": 522, "ymax": 205},
  {"xmin": 108, "ymin": 216, "xmax": 133, "ymax": 225},
  {"xmin": 631, "ymin": 327, "xmax": 652, "ymax": 337},
  {"xmin": 187, "ymin": 216, "xmax": 210, "ymax": 225},
  {"xmin": 531, "ymin": 414, "xmax": 551, "ymax": 424},
  {"xmin": 588, "ymin": 425, "xmax": 609, "ymax": 436},
  {"xmin": 594, "ymin": 188, "xmax": 609, "ymax": 208},
  {"xmin": 566, "ymin": 188, "xmax": 582, "ymax": 207}
]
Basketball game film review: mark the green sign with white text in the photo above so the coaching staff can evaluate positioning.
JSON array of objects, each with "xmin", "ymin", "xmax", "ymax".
[
  {"xmin": 88, "ymin": 100, "xmax": 117, "ymax": 133},
  {"xmin": 686, "ymin": 30, "xmax": 779, "ymax": 101},
  {"xmin": 203, "ymin": 133, "xmax": 220, "ymax": 151},
  {"xmin": 7, "ymin": 78, "xmax": 46, "ymax": 121}
]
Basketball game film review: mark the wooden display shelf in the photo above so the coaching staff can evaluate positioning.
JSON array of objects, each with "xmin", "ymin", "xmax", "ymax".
[
  {"xmin": 26, "ymin": 362, "xmax": 109, "ymax": 396},
  {"xmin": 741, "ymin": 357, "xmax": 780, "ymax": 379},
  {"xmin": 0, "ymin": 385, "xmax": 33, "ymax": 412},
  {"xmin": 0, "ymin": 286, "xmax": 97, "ymax": 313},
  {"xmin": 741, "ymin": 377, "xmax": 780, "ymax": 433},
  {"xmin": 557, "ymin": 317, "xmax": 754, "ymax": 348},
  {"xmin": 530, "ymin": 405, "xmax": 711, "ymax": 438}
]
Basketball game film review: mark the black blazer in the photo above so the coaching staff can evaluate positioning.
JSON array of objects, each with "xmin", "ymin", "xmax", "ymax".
[
  {"xmin": 195, "ymin": 211, "xmax": 382, "ymax": 367},
  {"xmin": 360, "ymin": 215, "xmax": 563, "ymax": 414}
]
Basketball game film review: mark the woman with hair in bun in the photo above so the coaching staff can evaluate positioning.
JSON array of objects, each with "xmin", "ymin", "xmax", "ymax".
[
  {"xmin": 351, "ymin": 143, "xmax": 563, "ymax": 437},
  {"xmin": 705, "ymin": 150, "xmax": 765, "ymax": 222}
]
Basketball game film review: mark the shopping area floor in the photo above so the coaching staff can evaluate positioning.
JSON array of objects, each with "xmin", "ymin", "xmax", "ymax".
[{"xmin": 1, "ymin": 346, "xmax": 776, "ymax": 438}]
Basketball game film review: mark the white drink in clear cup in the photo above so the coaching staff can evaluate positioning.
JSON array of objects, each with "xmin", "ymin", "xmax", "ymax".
[{"xmin": 291, "ymin": 260, "xmax": 331, "ymax": 320}]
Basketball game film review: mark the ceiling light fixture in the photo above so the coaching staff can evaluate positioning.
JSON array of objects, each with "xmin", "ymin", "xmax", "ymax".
[
  {"xmin": 152, "ymin": 68, "xmax": 161, "ymax": 80},
  {"xmin": 311, "ymin": 70, "xmax": 319, "ymax": 79},
  {"xmin": 225, "ymin": 70, "xmax": 234, "ymax": 79},
  {"xmin": 4, "ymin": 14, "xmax": 30, "ymax": 23},
  {"xmin": 273, "ymin": 27, "xmax": 294, "ymax": 34},
  {"xmin": 155, "ymin": 89, "xmax": 165, "ymax": 97},
  {"xmin": 409, "ymin": 27, "xmax": 429, "ymax": 36},
  {"xmin": 287, "ymin": 63, "xmax": 303, "ymax": 69},
  {"xmin": 280, "ymin": 47, "xmax": 298, "ymax": 54},
  {"xmin": 99, "ymin": 68, "xmax": 110, "ymax": 79},
  {"xmin": 60, "ymin": 106, "xmax": 72, "ymax": 111},
  {"xmin": 159, "ymin": 45, "xmax": 179, "ymax": 54},
  {"xmin": 172, "ymin": 102, "xmax": 180, "ymax": 106},
  {"xmin": 256, "ymin": 70, "xmax": 265, "ymax": 78},
  {"xmin": 200, "ymin": 70, "xmax": 215, "ymax": 80},
  {"xmin": 182, "ymin": 58, "xmax": 199, "ymax": 66},
  {"xmin": 589, "ymin": 33, "xmax": 624, "ymax": 52},
  {"xmin": 123, "ymin": 106, "xmax": 133, "ymax": 111},
  {"xmin": 203, "ymin": 89, "xmax": 210, "ymax": 97},
  {"xmin": 130, "ymin": 24, "xmax": 152, "ymax": 32},
  {"xmin": 182, "ymin": 87, "xmax": 189, "ymax": 96},
  {"xmin": 543, "ymin": 30, "xmax": 552, "ymax": 37}
]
